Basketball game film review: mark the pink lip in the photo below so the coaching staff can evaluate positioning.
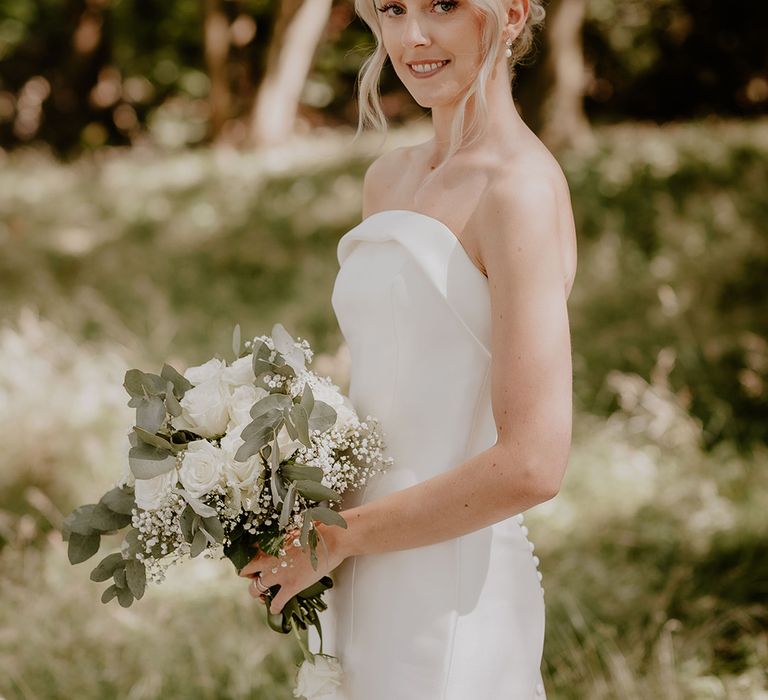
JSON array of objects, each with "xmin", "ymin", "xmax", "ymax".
[{"xmin": 407, "ymin": 60, "xmax": 450, "ymax": 79}]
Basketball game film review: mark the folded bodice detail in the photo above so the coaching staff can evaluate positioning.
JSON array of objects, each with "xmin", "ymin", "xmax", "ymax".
[{"xmin": 331, "ymin": 209, "xmax": 498, "ymax": 504}]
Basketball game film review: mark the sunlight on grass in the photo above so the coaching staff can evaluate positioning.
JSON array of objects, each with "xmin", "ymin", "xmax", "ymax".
[{"xmin": 1, "ymin": 118, "xmax": 766, "ymax": 699}]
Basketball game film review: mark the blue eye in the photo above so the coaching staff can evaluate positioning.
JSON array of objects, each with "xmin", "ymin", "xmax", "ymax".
[
  {"xmin": 376, "ymin": 1, "xmax": 458, "ymax": 17},
  {"xmin": 376, "ymin": 2, "xmax": 404, "ymax": 15}
]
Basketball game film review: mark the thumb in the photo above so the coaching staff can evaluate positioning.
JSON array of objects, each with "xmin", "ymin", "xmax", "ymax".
[{"xmin": 270, "ymin": 594, "xmax": 285, "ymax": 616}]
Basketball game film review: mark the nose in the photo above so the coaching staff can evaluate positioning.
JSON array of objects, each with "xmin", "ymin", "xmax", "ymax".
[{"xmin": 400, "ymin": 16, "xmax": 430, "ymax": 48}]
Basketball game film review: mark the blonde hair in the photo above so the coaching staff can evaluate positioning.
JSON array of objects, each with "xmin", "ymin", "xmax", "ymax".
[{"xmin": 351, "ymin": 0, "xmax": 546, "ymax": 185}]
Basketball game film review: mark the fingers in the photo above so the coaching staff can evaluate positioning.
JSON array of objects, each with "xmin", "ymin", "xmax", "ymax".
[
  {"xmin": 270, "ymin": 594, "xmax": 285, "ymax": 615},
  {"xmin": 240, "ymin": 554, "xmax": 270, "ymax": 578},
  {"xmin": 248, "ymin": 576, "xmax": 267, "ymax": 599}
]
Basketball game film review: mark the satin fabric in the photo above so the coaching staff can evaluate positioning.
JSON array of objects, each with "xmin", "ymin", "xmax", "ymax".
[{"xmin": 307, "ymin": 209, "xmax": 547, "ymax": 700}]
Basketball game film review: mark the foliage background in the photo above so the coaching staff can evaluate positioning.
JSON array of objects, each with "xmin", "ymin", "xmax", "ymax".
[{"xmin": 0, "ymin": 0, "xmax": 766, "ymax": 698}]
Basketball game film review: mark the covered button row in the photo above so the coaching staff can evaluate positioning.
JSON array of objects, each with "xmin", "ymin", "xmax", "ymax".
[{"xmin": 515, "ymin": 513, "xmax": 544, "ymax": 595}]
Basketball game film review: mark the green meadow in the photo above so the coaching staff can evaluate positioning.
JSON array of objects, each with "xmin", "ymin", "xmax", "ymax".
[{"xmin": 1, "ymin": 118, "xmax": 766, "ymax": 699}]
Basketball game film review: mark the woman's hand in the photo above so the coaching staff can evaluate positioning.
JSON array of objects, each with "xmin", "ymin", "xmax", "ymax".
[{"xmin": 238, "ymin": 522, "xmax": 350, "ymax": 615}]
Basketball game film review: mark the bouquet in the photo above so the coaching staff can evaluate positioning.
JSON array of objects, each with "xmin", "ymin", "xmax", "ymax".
[{"xmin": 63, "ymin": 323, "xmax": 392, "ymax": 698}]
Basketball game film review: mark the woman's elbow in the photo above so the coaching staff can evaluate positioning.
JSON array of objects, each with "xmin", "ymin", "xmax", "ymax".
[{"xmin": 498, "ymin": 438, "xmax": 570, "ymax": 504}]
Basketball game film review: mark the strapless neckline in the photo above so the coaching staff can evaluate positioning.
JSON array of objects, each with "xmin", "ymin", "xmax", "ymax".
[{"xmin": 341, "ymin": 208, "xmax": 488, "ymax": 281}]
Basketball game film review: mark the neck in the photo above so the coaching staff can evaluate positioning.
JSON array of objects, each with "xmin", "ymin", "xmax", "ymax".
[{"xmin": 426, "ymin": 61, "xmax": 527, "ymax": 164}]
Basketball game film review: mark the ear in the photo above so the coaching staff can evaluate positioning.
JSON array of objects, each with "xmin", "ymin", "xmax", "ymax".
[{"xmin": 505, "ymin": 0, "xmax": 528, "ymax": 42}]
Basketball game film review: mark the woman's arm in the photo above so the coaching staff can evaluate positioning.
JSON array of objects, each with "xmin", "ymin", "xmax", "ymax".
[{"xmin": 333, "ymin": 173, "xmax": 574, "ymax": 559}]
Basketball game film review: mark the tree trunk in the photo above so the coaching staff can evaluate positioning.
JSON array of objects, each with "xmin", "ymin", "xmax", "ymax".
[
  {"xmin": 248, "ymin": 0, "xmax": 333, "ymax": 148},
  {"xmin": 204, "ymin": 0, "xmax": 231, "ymax": 140},
  {"xmin": 516, "ymin": 0, "xmax": 593, "ymax": 152}
]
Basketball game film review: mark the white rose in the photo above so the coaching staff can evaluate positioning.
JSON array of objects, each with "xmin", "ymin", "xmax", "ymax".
[
  {"xmin": 310, "ymin": 380, "xmax": 358, "ymax": 431},
  {"xmin": 221, "ymin": 355, "xmax": 256, "ymax": 388},
  {"xmin": 183, "ymin": 358, "xmax": 226, "ymax": 386},
  {"xmin": 293, "ymin": 655, "xmax": 344, "ymax": 700},
  {"xmin": 227, "ymin": 384, "xmax": 268, "ymax": 429},
  {"xmin": 220, "ymin": 424, "xmax": 262, "ymax": 491},
  {"xmin": 179, "ymin": 439, "xmax": 226, "ymax": 498},
  {"xmin": 172, "ymin": 376, "xmax": 231, "ymax": 438},
  {"xmin": 134, "ymin": 469, "xmax": 177, "ymax": 511}
]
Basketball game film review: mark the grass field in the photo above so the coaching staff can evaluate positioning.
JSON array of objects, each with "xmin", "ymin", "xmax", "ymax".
[{"xmin": 1, "ymin": 118, "xmax": 766, "ymax": 699}]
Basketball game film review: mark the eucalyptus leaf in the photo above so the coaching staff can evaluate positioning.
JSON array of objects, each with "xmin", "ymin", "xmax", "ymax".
[
  {"xmin": 136, "ymin": 396, "xmax": 166, "ymax": 434},
  {"xmin": 123, "ymin": 369, "xmax": 147, "ymax": 398},
  {"xmin": 126, "ymin": 559, "xmax": 146, "ymax": 599},
  {"xmin": 270, "ymin": 435, "xmax": 285, "ymax": 508},
  {"xmin": 116, "ymin": 586, "xmax": 134, "ymax": 607},
  {"xmin": 289, "ymin": 404, "xmax": 311, "ymax": 447},
  {"xmin": 122, "ymin": 528, "xmax": 142, "ymax": 558},
  {"xmin": 89, "ymin": 503, "xmax": 132, "ymax": 532},
  {"xmin": 165, "ymin": 380, "xmax": 182, "ymax": 417},
  {"xmin": 282, "ymin": 409, "xmax": 299, "ymax": 440},
  {"xmin": 308, "ymin": 400, "xmax": 337, "ymax": 435},
  {"xmin": 133, "ymin": 426, "xmax": 174, "ymax": 450},
  {"xmin": 300, "ymin": 511, "xmax": 313, "ymax": 549},
  {"xmin": 201, "ymin": 515, "xmax": 225, "ymax": 543},
  {"xmin": 299, "ymin": 382, "xmax": 315, "ymax": 417},
  {"xmin": 241, "ymin": 408, "xmax": 283, "ymax": 441},
  {"xmin": 252, "ymin": 340, "xmax": 273, "ymax": 376},
  {"xmin": 173, "ymin": 488, "xmax": 217, "ymax": 518},
  {"xmin": 198, "ymin": 527, "xmax": 218, "ymax": 547},
  {"xmin": 113, "ymin": 566, "xmax": 128, "ymax": 589},
  {"xmin": 272, "ymin": 362, "xmax": 297, "ymax": 380},
  {"xmin": 144, "ymin": 372, "xmax": 168, "ymax": 395},
  {"xmin": 234, "ymin": 435, "xmax": 269, "ymax": 462},
  {"xmin": 308, "ymin": 506, "xmax": 348, "ymax": 529},
  {"xmin": 128, "ymin": 443, "xmax": 175, "ymax": 479},
  {"xmin": 279, "ymin": 481, "xmax": 297, "ymax": 529},
  {"xmin": 101, "ymin": 584, "xmax": 119, "ymax": 603},
  {"xmin": 308, "ymin": 528, "xmax": 318, "ymax": 570},
  {"xmin": 90, "ymin": 552, "xmax": 125, "ymax": 582},
  {"xmin": 249, "ymin": 393, "xmax": 292, "ymax": 421},
  {"xmin": 161, "ymin": 363, "xmax": 193, "ymax": 397},
  {"xmin": 179, "ymin": 504, "xmax": 196, "ymax": 543},
  {"xmin": 190, "ymin": 528, "xmax": 207, "ymax": 557},
  {"xmin": 62, "ymin": 504, "xmax": 98, "ymax": 538},
  {"xmin": 68, "ymin": 531, "xmax": 100, "ymax": 564},
  {"xmin": 99, "ymin": 486, "xmax": 135, "ymax": 515},
  {"xmin": 294, "ymin": 479, "xmax": 341, "ymax": 503},
  {"xmin": 280, "ymin": 463, "xmax": 323, "ymax": 482},
  {"xmin": 272, "ymin": 323, "xmax": 306, "ymax": 374}
]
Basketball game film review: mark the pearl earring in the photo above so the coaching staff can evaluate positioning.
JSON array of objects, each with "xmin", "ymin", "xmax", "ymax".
[{"xmin": 505, "ymin": 38, "xmax": 512, "ymax": 58}]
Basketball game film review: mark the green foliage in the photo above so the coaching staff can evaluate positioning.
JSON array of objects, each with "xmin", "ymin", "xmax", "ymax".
[
  {"xmin": 561, "ymin": 119, "xmax": 768, "ymax": 448},
  {"xmin": 584, "ymin": 0, "xmax": 768, "ymax": 120},
  {"xmin": 0, "ymin": 120, "xmax": 765, "ymax": 697}
]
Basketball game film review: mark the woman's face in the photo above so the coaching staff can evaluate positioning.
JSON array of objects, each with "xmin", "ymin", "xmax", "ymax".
[{"xmin": 375, "ymin": 0, "xmax": 489, "ymax": 108}]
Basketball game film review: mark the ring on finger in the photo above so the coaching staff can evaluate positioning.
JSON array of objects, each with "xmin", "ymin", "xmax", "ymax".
[{"xmin": 254, "ymin": 572, "xmax": 269, "ymax": 593}]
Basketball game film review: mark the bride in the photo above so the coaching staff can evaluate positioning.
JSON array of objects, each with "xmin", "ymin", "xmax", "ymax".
[{"xmin": 241, "ymin": 0, "xmax": 577, "ymax": 697}]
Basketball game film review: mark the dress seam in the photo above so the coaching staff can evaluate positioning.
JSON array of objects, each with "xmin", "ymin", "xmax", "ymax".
[
  {"xmin": 347, "ymin": 260, "xmax": 405, "ymax": 654},
  {"xmin": 440, "ymin": 359, "xmax": 491, "ymax": 700}
]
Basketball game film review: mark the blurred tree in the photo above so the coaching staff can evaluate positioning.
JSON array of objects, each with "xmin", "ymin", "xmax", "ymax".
[
  {"xmin": 583, "ymin": 0, "xmax": 768, "ymax": 120},
  {"xmin": 248, "ymin": 0, "xmax": 333, "ymax": 146},
  {"xmin": 204, "ymin": 0, "xmax": 231, "ymax": 139},
  {"xmin": 0, "ymin": 0, "xmax": 766, "ymax": 153},
  {"xmin": 516, "ymin": 0, "xmax": 593, "ymax": 152}
]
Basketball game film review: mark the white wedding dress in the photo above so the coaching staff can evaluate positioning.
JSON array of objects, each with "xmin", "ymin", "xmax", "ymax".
[{"xmin": 307, "ymin": 209, "xmax": 547, "ymax": 699}]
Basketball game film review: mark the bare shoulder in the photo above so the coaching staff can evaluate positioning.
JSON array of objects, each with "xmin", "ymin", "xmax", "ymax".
[
  {"xmin": 475, "ymin": 149, "xmax": 577, "ymax": 294},
  {"xmin": 361, "ymin": 146, "xmax": 412, "ymax": 218}
]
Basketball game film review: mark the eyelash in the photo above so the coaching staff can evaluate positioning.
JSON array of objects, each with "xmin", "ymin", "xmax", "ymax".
[{"xmin": 376, "ymin": 1, "xmax": 459, "ymax": 17}]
